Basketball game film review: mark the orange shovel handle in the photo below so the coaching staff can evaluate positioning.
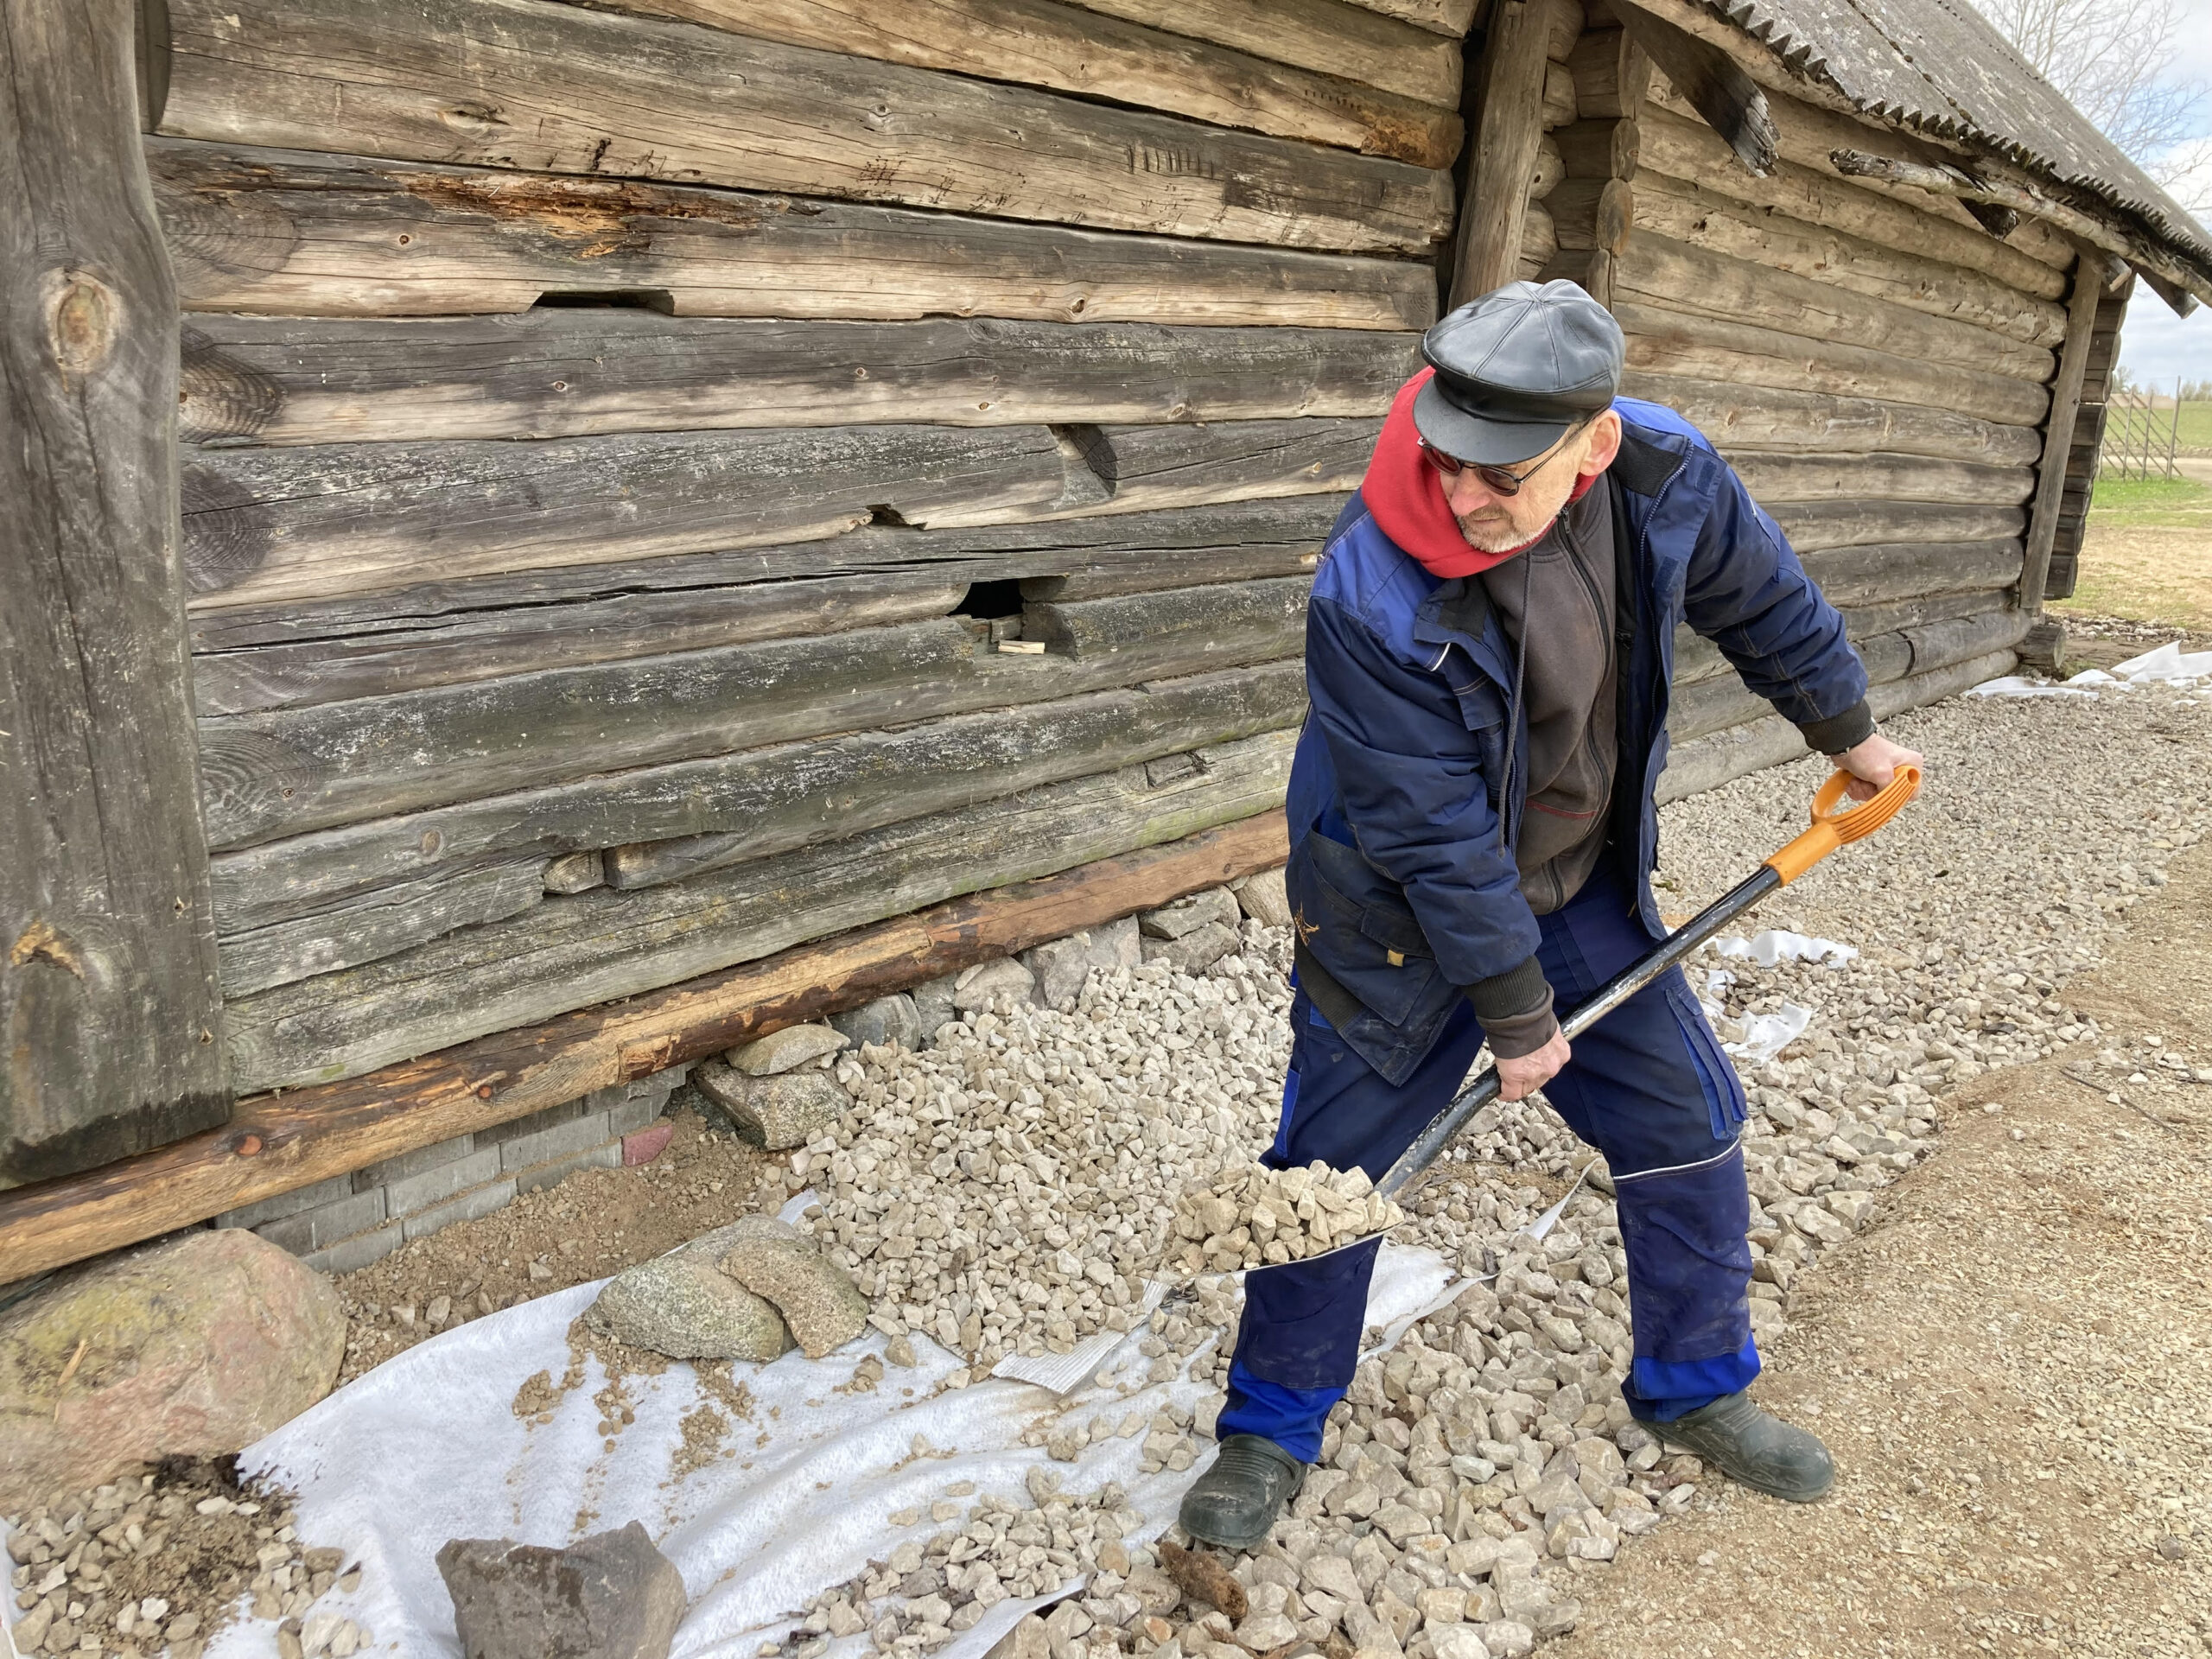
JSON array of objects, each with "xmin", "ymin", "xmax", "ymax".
[{"xmin": 1763, "ymin": 764, "xmax": 1922, "ymax": 886}]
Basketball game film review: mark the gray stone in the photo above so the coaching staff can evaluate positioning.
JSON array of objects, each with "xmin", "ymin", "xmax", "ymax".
[
  {"xmin": 725, "ymin": 1022, "xmax": 849, "ymax": 1077},
  {"xmin": 1428, "ymin": 1627, "xmax": 1492, "ymax": 1659},
  {"xmin": 953, "ymin": 957, "xmax": 1041, "ymax": 1012},
  {"xmin": 831, "ymin": 994, "xmax": 924, "ymax": 1050},
  {"xmin": 585, "ymin": 1249, "xmax": 791, "ymax": 1362},
  {"xmin": 1231, "ymin": 867, "xmax": 1293, "ymax": 928},
  {"xmin": 1139, "ymin": 886, "xmax": 1240, "ymax": 940},
  {"xmin": 438, "ymin": 1522, "xmax": 685, "ymax": 1659},
  {"xmin": 1474, "ymin": 1622, "xmax": 1534, "ymax": 1659},
  {"xmin": 692, "ymin": 1058, "xmax": 848, "ymax": 1151},
  {"xmin": 1140, "ymin": 920, "xmax": 1239, "ymax": 974},
  {"xmin": 911, "ymin": 970, "xmax": 963, "ymax": 1043},
  {"xmin": 1020, "ymin": 918, "xmax": 1141, "ymax": 1007},
  {"xmin": 719, "ymin": 1236, "xmax": 870, "ymax": 1359}
]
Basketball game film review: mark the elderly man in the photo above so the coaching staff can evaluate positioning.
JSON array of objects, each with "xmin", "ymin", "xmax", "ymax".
[{"xmin": 1179, "ymin": 281, "xmax": 1923, "ymax": 1548}]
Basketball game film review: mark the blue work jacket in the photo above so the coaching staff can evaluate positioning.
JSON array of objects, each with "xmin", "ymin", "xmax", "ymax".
[{"xmin": 1284, "ymin": 397, "xmax": 1872, "ymax": 1084}]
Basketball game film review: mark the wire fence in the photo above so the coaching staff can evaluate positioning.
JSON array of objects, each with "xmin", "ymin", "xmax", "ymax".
[{"xmin": 2101, "ymin": 380, "xmax": 2184, "ymax": 480}]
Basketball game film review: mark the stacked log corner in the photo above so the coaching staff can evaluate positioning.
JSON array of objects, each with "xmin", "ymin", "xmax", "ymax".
[{"xmin": 2, "ymin": 0, "xmax": 232, "ymax": 1186}]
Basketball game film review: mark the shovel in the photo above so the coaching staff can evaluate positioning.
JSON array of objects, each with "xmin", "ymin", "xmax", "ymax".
[{"xmin": 1376, "ymin": 764, "xmax": 1923, "ymax": 1199}]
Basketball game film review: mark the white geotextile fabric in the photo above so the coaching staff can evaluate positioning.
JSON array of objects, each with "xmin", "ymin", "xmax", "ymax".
[
  {"xmin": 157, "ymin": 1244, "xmax": 1465, "ymax": 1659},
  {"xmin": 1974, "ymin": 639, "xmax": 2212, "ymax": 702},
  {"xmin": 1697, "ymin": 932, "xmax": 1854, "ymax": 1065}
]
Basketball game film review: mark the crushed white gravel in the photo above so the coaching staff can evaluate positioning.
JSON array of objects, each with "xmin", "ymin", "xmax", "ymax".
[{"xmin": 770, "ymin": 674, "xmax": 2211, "ymax": 1659}]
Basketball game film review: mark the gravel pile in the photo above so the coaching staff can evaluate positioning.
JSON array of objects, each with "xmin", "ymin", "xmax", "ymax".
[
  {"xmin": 1170, "ymin": 1164, "xmax": 1406, "ymax": 1271},
  {"xmin": 768, "ymin": 675, "xmax": 2209, "ymax": 1659},
  {"xmin": 3, "ymin": 1459, "xmax": 367, "ymax": 1659}
]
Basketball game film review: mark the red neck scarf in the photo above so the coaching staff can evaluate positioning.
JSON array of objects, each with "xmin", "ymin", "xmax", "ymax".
[{"xmin": 1362, "ymin": 369, "xmax": 1596, "ymax": 579}]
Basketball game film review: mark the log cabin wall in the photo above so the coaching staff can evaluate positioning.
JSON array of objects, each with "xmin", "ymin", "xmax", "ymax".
[
  {"xmin": 1507, "ymin": 0, "xmax": 2075, "ymax": 799},
  {"xmin": 149, "ymin": 0, "xmax": 1472, "ymax": 1094},
  {"xmin": 2041, "ymin": 276, "xmax": 2131, "ymax": 602}
]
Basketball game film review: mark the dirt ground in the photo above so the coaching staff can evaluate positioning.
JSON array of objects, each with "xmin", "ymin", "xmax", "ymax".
[{"xmin": 1548, "ymin": 839, "xmax": 2212, "ymax": 1659}]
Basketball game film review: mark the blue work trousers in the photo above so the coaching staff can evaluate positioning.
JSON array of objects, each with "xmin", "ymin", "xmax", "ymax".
[{"xmin": 1217, "ymin": 862, "xmax": 1758, "ymax": 1461}]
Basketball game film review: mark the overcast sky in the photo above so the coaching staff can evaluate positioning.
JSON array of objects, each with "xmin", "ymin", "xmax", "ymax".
[{"xmin": 2112, "ymin": 0, "xmax": 2212, "ymax": 385}]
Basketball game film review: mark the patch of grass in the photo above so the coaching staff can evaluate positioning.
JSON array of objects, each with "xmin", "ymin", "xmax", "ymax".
[{"xmin": 2085, "ymin": 473, "xmax": 2212, "ymax": 528}]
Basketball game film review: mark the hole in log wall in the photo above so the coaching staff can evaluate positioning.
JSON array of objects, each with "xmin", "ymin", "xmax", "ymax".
[
  {"xmin": 953, "ymin": 578, "xmax": 1026, "ymax": 620},
  {"xmin": 531, "ymin": 288, "xmax": 676, "ymax": 313}
]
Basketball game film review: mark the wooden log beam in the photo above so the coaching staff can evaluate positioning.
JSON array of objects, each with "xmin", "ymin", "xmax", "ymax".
[
  {"xmin": 1542, "ymin": 60, "xmax": 1580, "ymax": 130},
  {"xmin": 181, "ymin": 314, "xmax": 1423, "ymax": 447},
  {"xmin": 1547, "ymin": 178, "xmax": 1635, "ymax": 256},
  {"xmin": 1827, "ymin": 149, "xmax": 2212, "ymax": 316},
  {"xmin": 1554, "ymin": 118, "xmax": 1639, "ymax": 182},
  {"xmin": 1618, "ymin": 297, "xmax": 2050, "ymax": 429},
  {"xmin": 1635, "ymin": 105, "xmax": 2066, "ymax": 302},
  {"xmin": 1064, "ymin": 0, "xmax": 1462, "ymax": 106},
  {"xmin": 1338, "ymin": 0, "xmax": 1476, "ymax": 35},
  {"xmin": 2019, "ymin": 254, "xmax": 2106, "ymax": 613},
  {"xmin": 1609, "ymin": 0, "xmax": 1770, "ymax": 175},
  {"xmin": 1615, "ymin": 236, "xmax": 2054, "ymax": 387},
  {"xmin": 180, "ymin": 424, "xmax": 1092, "ymax": 613},
  {"xmin": 0, "ymin": 810, "xmax": 1291, "ymax": 1280},
  {"xmin": 1656, "ymin": 645, "xmax": 2020, "ymax": 804},
  {"xmin": 186, "ymin": 495, "xmax": 1347, "ymax": 655},
  {"xmin": 198, "ymin": 577, "xmax": 1312, "ymax": 850},
  {"xmin": 223, "ymin": 728, "xmax": 1297, "ymax": 1091},
  {"xmin": 149, "ymin": 141, "xmax": 1437, "ymax": 331},
  {"xmin": 1624, "ymin": 372, "xmax": 2041, "ymax": 467},
  {"xmin": 157, "ymin": 0, "xmax": 1454, "ymax": 257},
  {"xmin": 1522, "ymin": 202, "xmax": 1560, "ymax": 276},
  {"xmin": 1767, "ymin": 500, "xmax": 2025, "ymax": 555},
  {"xmin": 1, "ymin": 0, "xmax": 232, "ymax": 1185},
  {"xmin": 590, "ymin": 0, "xmax": 1462, "ymax": 168},
  {"xmin": 1452, "ymin": 0, "xmax": 1554, "ymax": 305},
  {"xmin": 1531, "ymin": 136, "xmax": 1567, "ymax": 201},
  {"xmin": 1633, "ymin": 170, "xmax": 2071, "ymax": 349},
  {"xmin": 1727, "ymin": 453, "xmax": 2032, "ymax": 508}
]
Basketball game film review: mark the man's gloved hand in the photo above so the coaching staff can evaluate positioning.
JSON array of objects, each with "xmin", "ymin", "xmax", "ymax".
[
  {"xmin": 1832, "ymin": 731, "xmax": 1923, "ymax": 801},
  {"xmin": 1497, "ymin": 1027, "xmax": 1571, "ymax": 1101}
]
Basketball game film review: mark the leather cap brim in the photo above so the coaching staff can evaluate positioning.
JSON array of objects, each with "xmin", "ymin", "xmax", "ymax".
[{"xmin": 1411, "ymin": 378, "xmax": 1573, "ymax": 467}]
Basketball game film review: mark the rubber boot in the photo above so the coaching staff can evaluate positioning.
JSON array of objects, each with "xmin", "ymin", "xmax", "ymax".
[
  {"xmin": 1178, "ymin": 1434, "xmax": 1306, "ymax": 1550},
  {"xmin": 1661, "ymin": 1389, "xmax": 1834, "ymax": 1501}
]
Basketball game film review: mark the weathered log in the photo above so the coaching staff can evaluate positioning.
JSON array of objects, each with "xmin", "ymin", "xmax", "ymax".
[
  {"xmin": 192, "ymin": 573, "xmax": 973, "ymax": 716},
  {"xmin": 0, "ymin": 811, "xmax": 1291, "ymax": 1281},
  {"xmin": 186, "ymin": 495, "xmax": 1350, "ymax": 651},
  {"xmin": 1542, "ymin": 0, "xmax": 1583, "ymax": 62},
  {"xmin": 1615, "ymin": 234, "xmax": 2056, "ymax": 386},
  {"xmin": 218, "ymin": 861, "xmax": 547, "ymax": 999},
  {"xmin": 1522, "ymin": 202, "xmax": 1560, "ymax": 271},
  {"xmin": 1672, "ymin": 581, "xmax": 2020, "ymax": 688},
  {"xmin": 180, "ymin": 313, "xmax": 1422, "ymax": 447},
  {"xmin": 1624, "ymin": 372, "xmax": 2042, "ymax": 467},
  {"xmin": 149, "ymin": 141, "xmax": 1436, "ymax": 331},
  {"xmin": 1617, "ymin": 296, "xmax": 2050, "ymax": 429},
  {"xmin": 159, "ymin": 0, "xmax": 1454, "ymax": 256},
  {"xmin": 1531, "ymin": 135, "xmax": 1567, "ymax": 200},
  {"xmin": 1633, "ymin": 170, "xmax": 2071, "ymax": 349},
  {"xmin": 2021, "ymin": 255, "xmax": 2105, "ymax": 613},
  {"xmin": 583, "ymin": 0, "xmax": 1461, "ymax": 168},
  {"xmin": 1655, "ymin": 645, "xmax": 2020, "ymax": 804},
  {"xmin": 602, "ymin": 659, "xmax": 1305, "ymax": 891},
  {"xmin": 1797, "ymin": 538, "xmax": 2024, "ymax": 610},
  {"xmin": 199, "ymin": 579, "xmax": 1312, "ymax": 849},
  {"xmin": 181, "ymin": 424, "xmax": 1091, "ymax": 612},
  {"xmin": 1339, "ymin": 0, "xmax": 1476, "ymax": 35},
  {"xmin": 1564, "ymin": 28, "xmax": 1648, "ymax": 119},
  {"xmin": 1451, "ymin": 0, "xmax": 1553, "ymax": 305},
  {"xmin": 1543, "ymin": 60, "xmax": 1580, "ymax": 129},
  {"xmin": 1635, "ymin": 105, "xmax": 2068, "ymax": 302},
  {"xmin": 223, "ymin": 728, "xmax": 1298, "ymax": 1091},
  {"xmin": 1726, "ymin": 453, "xmax": 2032, "ymax": 508},
  {"xmin": 1766, "ymin": 500, "xmax": 2025, "ymax": 555},
  {"xmin": 0, "ymin": 0, "xmax": 234, "ymax": 1185},
  {"xmin": 1554, "ymin": 118, "xmax": 1639, "ymax": 181},
  {"xmin": 1547, "ymin": 178, "xmax": 1633, "ymax": 255},
  {"xmin": 938, "ymin": 417, "xmax": 1380, "ymax": 526},
  {"xmin": 1065, "ymin": 0, "xmax": 1462, "ymax": 106},
  {"xmin": 1611, "ymin": 0, "xmax": 1769, "ymax": 175}
]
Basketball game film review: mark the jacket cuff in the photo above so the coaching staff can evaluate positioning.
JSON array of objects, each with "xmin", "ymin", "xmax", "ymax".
[
  {"xmin": 1797, "ymin": 698, "xmax": 1876, "ymax": 756},
  {"xmin": 1465, "ymin": 957, "xmax": 1558, "ymax": 1061}
]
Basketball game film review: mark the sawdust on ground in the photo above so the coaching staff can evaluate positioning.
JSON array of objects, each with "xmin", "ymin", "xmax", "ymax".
[{"xmin": 1547, "ymin": 840, "xmax": 2212, "ymax": 1659}]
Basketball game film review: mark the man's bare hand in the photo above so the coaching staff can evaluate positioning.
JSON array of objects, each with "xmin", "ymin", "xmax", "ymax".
[
  {"xmin": 1832, "ymin": 731, "xmax": 1923, "ymax": 802},
  {"xmin": 1497, "ymin": 1028, "xmax": 1571, "ymax": 1102}
]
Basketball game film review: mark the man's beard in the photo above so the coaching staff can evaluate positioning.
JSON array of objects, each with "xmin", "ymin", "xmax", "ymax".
[{"xmin": 1456, "ymin": 507, "xmax": 1560, "ymax": 553}]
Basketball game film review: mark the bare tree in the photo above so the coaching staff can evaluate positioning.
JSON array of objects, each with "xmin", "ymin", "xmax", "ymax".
[{"xmin": 1974, "ymin": 0, "xmax": 2207, "ymax": 184}]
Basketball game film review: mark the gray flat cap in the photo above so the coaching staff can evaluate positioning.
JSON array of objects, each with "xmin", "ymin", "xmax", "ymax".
[{"xmin": 1413, "ymin": 280, "xmax": 1624, "ymax": 466}]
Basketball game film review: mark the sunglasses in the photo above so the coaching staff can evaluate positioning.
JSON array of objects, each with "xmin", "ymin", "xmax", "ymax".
[{"xmin": 1420, "ymin": 420, "xmax": 1590, "ymax": 497}]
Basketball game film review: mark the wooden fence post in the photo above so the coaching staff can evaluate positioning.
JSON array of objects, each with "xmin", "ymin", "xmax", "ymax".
[
  {"xmin": 1, "ymin": 0, "xmax": 231, "ymax": 1186},
  {"xmin": 1451, "ymin": 0, "xmax": 1553, "ymax": 307},
  {"xmin": 2016, "ymin": 247, "xmax": 2106, "ymax": 617}
]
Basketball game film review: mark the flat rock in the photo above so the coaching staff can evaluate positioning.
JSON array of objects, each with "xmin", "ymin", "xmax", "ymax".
[
  {"xmin": 953, "ymin": 957, "xmax": 1042, "ymax": 1012},
  {"xmin": 0, "ymin": 1229, "xmax": 344, "ymax": 1511},
  {"xmin": 719, "ymin": 1236, "xmax": 870, "ymax": 1359},
  {"xmin": 439, "ymin": 1522, "xmax": 685, "ymax": 1659},
  {"xmin": 1139, "ymin": 887, "xmax": 1240, "ymax": 940},
  {"xmin": 1231, "ymin": 867, "xmax": 1292, "ymax": 928},
  {"xmin": 910, "ymin": 971, "xmax": 962, "ymax": 1045},
  {"xmin": 1020, "ymin": 918, "xmax": 1140, "ymax": 1008},
  {"xmin": 724, "ymin": 1022, "xmax": 848, "ymax": 1077},
  {"xmin": 830, "ymin": 994, "xmax": 923, "ymax": 1050},
  {"xmin": 1140, "ymin": 920, "xmax": 1239, "ymax": 974},
  {"xmin": 691, "ymin": 1058, "xmax": 849, "ymax": 1151},
  {"xmin": 585, "ymin": 1252, "xmax": 791, "ymax": 1362},
  {"xmin": 1474, "ymin": 1621, "xmax": 1534, "ymax": 1659}
]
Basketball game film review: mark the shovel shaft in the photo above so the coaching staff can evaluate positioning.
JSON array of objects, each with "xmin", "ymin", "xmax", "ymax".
[{"xmin": 1375, "ymin": 865, "xmax": 1779, "ymax": 1199}]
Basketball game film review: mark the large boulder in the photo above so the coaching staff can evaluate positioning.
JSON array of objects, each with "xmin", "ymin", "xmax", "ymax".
[
  {"xmin": 585, "ymin": 1217, "xmax": 801, "ymax": 1361},
  {"xmin": 439, "ymin": 1522, "xmax": 686, "ymax": 1659},
  {"xmin": 691, "ymin": 1058, "xmax": 849, "ymax": 1151},
  {"xmin": 718, "ymin": 1236, "xmax": 869, "ymax": 1360},
  {"xmin": 1232, "ymin": 868, "xmax": 1293, "ymax": 928},
  {"xmin": 0, "ymin": 1230, "xmax": 344, "ymax": 1511}
]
